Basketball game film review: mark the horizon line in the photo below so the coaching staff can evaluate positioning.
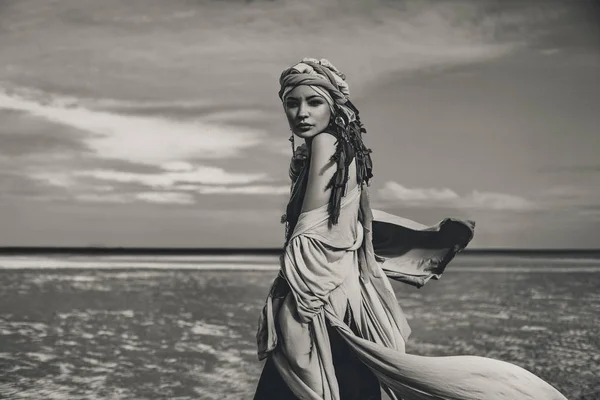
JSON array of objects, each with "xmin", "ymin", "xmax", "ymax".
[{"xmin": 0, "ymin": 246, "xmax": 599, "ymax": 256}]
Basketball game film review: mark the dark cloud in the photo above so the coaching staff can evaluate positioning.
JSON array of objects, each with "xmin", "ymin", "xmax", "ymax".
[
  {"xmin": 0, "ymin": 132, "xmax": 86, "ymax": 157},
  {"xmin": 532, "ymin": 0, "xmax": 600, "ymax": 50},
  {"xmin": 75, "ymin": 159, "xmax": 161, "ymax": 174},
  {"xmin": 0, "ymin": 171, "xmax": 69, "ymax": 200},
  {"xmin": 0, "ymin": 110, "xmax": 88, "ymax": 157}
]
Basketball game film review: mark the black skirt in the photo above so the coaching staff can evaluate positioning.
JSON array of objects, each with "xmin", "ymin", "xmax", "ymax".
[{"xmin": 253, "ymin": 308, "xmax": 382, "ymax": 400}]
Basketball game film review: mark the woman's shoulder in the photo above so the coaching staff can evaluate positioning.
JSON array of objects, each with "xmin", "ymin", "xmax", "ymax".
[
  {"xmin": 312, "ymin": 130, "xmax": 337, "ymax": 144},
  {"xmin": 302, "ymin": 132, "xmax": 338, "ymax": 212},
  {"xmin": 310, "ymin": 131, "xmax": 338, "ymax": 159}
]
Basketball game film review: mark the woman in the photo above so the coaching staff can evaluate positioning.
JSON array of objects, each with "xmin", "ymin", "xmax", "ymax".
[{"xmin": 253, "ymin": 58, "xmax": 567, "ymax": 400}]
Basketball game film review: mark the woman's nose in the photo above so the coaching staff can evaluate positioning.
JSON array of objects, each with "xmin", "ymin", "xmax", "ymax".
[{"xmin": 297, "ymin": 103, "xmax": 309, "ymax": 118}]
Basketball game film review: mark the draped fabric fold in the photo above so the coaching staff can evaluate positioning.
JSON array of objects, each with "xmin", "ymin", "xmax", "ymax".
[
  {"xmin": 371, "ymin": 209, "xmax": 476, "ymax": 288},
  {"xmin": 255, "ymin": 183, "xmax": 567, "ymax": 400}
]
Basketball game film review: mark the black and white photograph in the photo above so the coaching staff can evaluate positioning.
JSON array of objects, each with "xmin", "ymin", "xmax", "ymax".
[{"xmin": 0, "ymin": 0, "xmax": 599, "ymax": 399}]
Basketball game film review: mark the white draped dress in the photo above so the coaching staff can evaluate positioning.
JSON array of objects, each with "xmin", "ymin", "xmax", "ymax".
[{"xmin": 256, "ymin": 183, "xmax": 568, "ymax": 400}]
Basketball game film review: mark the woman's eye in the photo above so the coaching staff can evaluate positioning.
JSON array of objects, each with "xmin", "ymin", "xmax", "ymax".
[
  {"xmin": 309, "ymin": 101, "xmax": 323, "ymax": 106},
  {"xmin": 286, "ymin": 102, "xmax": 298, "ymax": 108}
]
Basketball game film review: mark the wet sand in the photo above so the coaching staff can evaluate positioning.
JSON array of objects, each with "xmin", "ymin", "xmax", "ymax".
[{"xmin": 0, "ymin": 255, "xmax": 598, "ymax": 399}]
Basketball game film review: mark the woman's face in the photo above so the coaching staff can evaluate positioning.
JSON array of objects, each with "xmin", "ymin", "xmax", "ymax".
[{"xmin": 284, "ymin": 85, "xmax": 331, "ymax": 139}]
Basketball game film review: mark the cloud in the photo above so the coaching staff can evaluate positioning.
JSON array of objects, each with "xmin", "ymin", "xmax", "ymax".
[
  {"xmin": 30, "ymin": 166, "xmax": 287, "ymax": 201},
  {"xmin": 379, "ymin": 181, "xmax": 536, "ymax": 211},
  {"xmin": 538, "ymin": 185, "xmax": 600, "ymax": 212},
  {"xmin": 1, "ymin": 0, "xmax": 546, "ymax": 204},
  {"xmin": 378, "ymin": 183, "xmax": 459, "ymax": 202},
  {"xmin": 0, "ymin": 0, "xmax": 543, "ymax": 109},
  {"xmin": 75, "ymin": 165, "xmax": 268, "ymax": 187},
  {"xmin": 540, "ymin": 186, "xmax": 592, "ymax": 199},
  {"xmin": 0, "ymin": 129, "xmax": 86, "ymax": 157},
  {"xmin": 466, "ymin": 190, "xmax": 535, "ymax": 211},
  {"xmin": 31, "ymin": 172, "xmax": 76, "ymax": 188},
  {"xmin": 189, "ymin": 0, "xmax": 523, "ymax": 97},
  {"xmin": 0, "ymin": 89, "xmax": 266, "ymax": 165},
  {"xmin": 28, "ymin": 171, "xmax": 114, "ymax": 196},
  {"xmin": 576, "ymin": 205, "xmax": 600, "ymax": 222},
  {"xmin": 160, "ymin": 161, "xmax": 195, "ymax": 172},
  {"xmin": 75, "ymin": 193, "xmax": 131, "ymax": 204},
  {"xmin": 75, "ymin": 191, "xmax": 195, "ymax": 205},
  {"xmin": 175, "ymin": 184, "xmax": 289, "ymax": 195},
  {"xmin": 540, "ymin": 48, "xmax": 561, "ymax": 56},
  {"xmin": 28, "ymin": 162, "xmax": 281, "ymax": 206},
  {"xmin": 135, "ymin": 192, "xmax": 195, "ymax": 205}
]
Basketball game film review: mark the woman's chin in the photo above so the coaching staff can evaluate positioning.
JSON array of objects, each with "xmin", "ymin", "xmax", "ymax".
[{"xmin": 293, "ymin": 128, "xmax": 321, "ymax": 139}]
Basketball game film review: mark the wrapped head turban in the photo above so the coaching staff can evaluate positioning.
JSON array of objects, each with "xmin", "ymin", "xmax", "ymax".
[{"xmin": 279, "ymin": 58, "xmax": 356, "ymax": 125}]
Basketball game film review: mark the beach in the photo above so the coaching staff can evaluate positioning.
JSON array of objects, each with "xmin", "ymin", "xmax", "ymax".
[{"xmin": 0, "ymin": 254, "xmax": 599, "ymax": 399}]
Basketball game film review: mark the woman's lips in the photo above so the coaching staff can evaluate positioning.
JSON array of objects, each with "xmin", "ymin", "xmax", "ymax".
[{"xmin": 296, "ymin": 123, "xmax": 313, "ymax": 131}]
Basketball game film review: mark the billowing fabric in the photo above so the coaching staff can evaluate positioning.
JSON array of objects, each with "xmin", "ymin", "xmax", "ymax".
[
  {"xmin": 371, "ymin": 210, "xmax": 476, "ymax": 288},
  {"xmin": 255, "ymin": 182, "xmax": 568, "ymax": 400}
]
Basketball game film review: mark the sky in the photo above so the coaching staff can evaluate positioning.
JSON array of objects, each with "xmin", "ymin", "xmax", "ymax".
[{"xmin": 1, "ymin": 0, "xmax": 599, "ymax": 249}]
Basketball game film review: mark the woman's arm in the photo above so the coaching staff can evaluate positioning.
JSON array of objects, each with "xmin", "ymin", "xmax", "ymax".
[{"xmin": 301, "ymin": 132, "xmax": 338, "ymax": 213}]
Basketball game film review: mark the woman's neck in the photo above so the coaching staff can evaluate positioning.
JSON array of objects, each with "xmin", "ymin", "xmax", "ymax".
[{"xmin": 304, "ymin": 137, "xmax": 313, "ymax": 155}]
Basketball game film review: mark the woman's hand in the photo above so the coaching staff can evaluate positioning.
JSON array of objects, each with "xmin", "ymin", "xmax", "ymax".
[
  {"xmin": 289, "ymin": 143, "xmax": 308, "ymax": 181},
  {"xmin": 293, "ymin": 143, "xmax": 308, "ymax": 161}
]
